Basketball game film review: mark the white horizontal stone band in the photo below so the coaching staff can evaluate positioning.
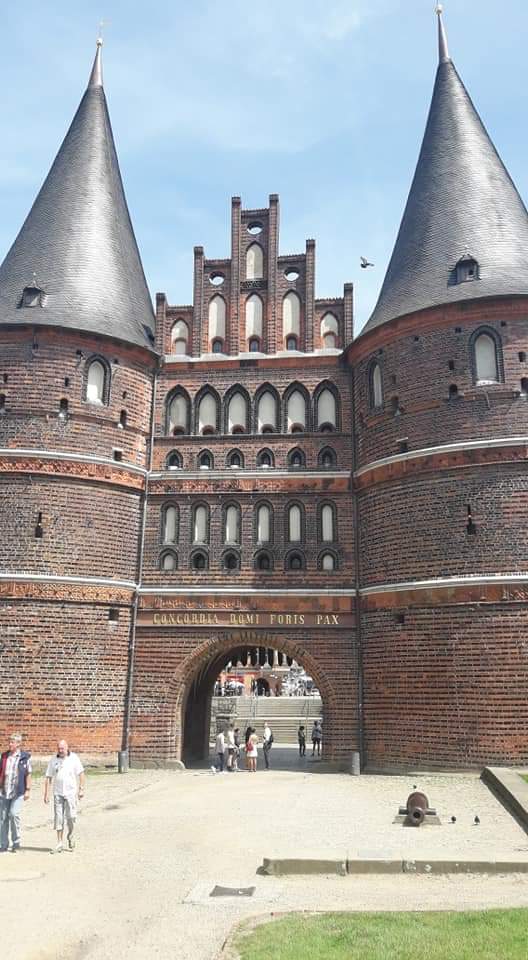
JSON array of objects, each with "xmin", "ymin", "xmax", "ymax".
[
  {"xmin": 360, "ymin": 573, "xmax": 528, "ymax": 595},
  {"xmin": 0, "ymin": 572, "xmax": 137, "ymax": 589},
  {"xmin": 138, "ymin": 586, "xmax": 357, "ymax": 596},
  {"xmin": 0, "ymin": 448, "xmax": 146, "ymax": 475},
  {"xmin": 150, "ymin": 470, "xmax": 348, "ymax": 480},
  {"xmin": 355, "ymin": 436, "xmax": 528, "ymax": 478}
]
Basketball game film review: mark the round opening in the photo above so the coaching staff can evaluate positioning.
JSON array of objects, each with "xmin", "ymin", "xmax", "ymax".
[
  {"xmin": 247, "ymin": 222, "xmax": 263, "ymax": 235},
  {"xmin": 285, "ymin": 269, "xmax": 300, "ymax": 281},
  {"xmin": 209, "ymin": 273, "xmax": 225, "ymax": 286}
]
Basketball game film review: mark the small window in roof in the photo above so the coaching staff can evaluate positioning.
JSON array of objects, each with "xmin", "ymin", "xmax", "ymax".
[
  {"xmin": 19, "ymin": 284, "xmax": 46, "ymax": 308},
  {"xmin": 454, "ymin": 254, "xmax": 479, "ymax": 285}
]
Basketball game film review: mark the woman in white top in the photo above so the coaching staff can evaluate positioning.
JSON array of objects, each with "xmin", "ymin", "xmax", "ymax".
[{"xmin": 246, "ymin": 728, "xmax": 259, "ymax": 772}]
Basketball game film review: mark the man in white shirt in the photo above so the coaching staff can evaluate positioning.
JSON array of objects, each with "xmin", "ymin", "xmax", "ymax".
[
  {"xmin": 44, "ymin": 739, "xmax": 85, "ymax": 854},
  {"xmin": 211, "ymin": 730, "xmax": 226, "ymax": 773},
  {"xmin": 262, "ymin": 722, "xmax": 273, "ymax": 769}
]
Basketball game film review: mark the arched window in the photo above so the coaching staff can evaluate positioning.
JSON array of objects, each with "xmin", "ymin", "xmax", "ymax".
[
  {"xmin": 286, "ymin": 550, "xmax": 305, "ymax": 571},
  {"xmin": 223, "ymin": 550, "xmax": 241, "ymax": 571},
  {"xmin": 160, "ymin": 550, "xmax": 178, "ymax": 572},
  {"xmin": 227, "ymin": 449, "xmax": 243, "ymax": 469},
  {"xmin": 197, "ymin": 391, "xmax": 218, "ymax": 434},
  {"xmin": 321, "ymin": 313, "xmax": 338, "ymax": 349},
  {"xmin": 283, "ymin": 292, "xmax": 301, "ymax": 344},
  {"xmin": 288, "ymin": 447, "xmax": 305, "ymax": 470},
  {"xmin": 255, "ymin": 551, "xmax": 273, "ymax": 571},
  {"xmin": 171, "ymin": 319, "xmax": 189, "ymax": 355},
  {"xmin": 162, "ymin": 504, "xmax": 179, "ymax": 544},
  {"xmin": 287, "ymin": 504, "xmax": 303, "ymax": 542},
  {"xmin": 212, "ymin": 339, "xmax": 224, "ymax": 354},
  {"xmin": 245, "ymin": 295, "xmax": 263, "ymax": 342},
  {"xmin": 257, "ymin": 390, "xmax": 278, "ymax": 433},
  {"xmin": 286, "ymin": 389, "xmax": 307, "ymax": 432},
  {"xmin": 85, "ymin": 359, "xmax": 107, "ymax": 404},
  {"xmin": 474, "ymin": 332, "xmax": 499, "ymax": 383},
  {"xmin": 227, "ymin": 391, "xmax": 248, "ymax": 434},
  {"xmin": 319, "ymin": 447, "xmax": 337, "ymax": 469},
  {"xmin": 320, "ymin": 504, "xmax": 335, "ymax": 543},
  {"xmin": 369, "ymin": 362, "xmax": 383, "ymax": 409},
  {"xmin": 248, "ymin": 337, "xmax": 260, "ymax": 352},
  {"xmin": 166, "ymin": 450, "xmax": 182, "ymax": 470},
  {"xmin": 257, "ymin": 448, "xmax": 274, "ymax": 469},
  {"xmin": 208, "ymin": 296, "xmax": 226, "ymax": 347},
  {"xmin": 191, "ymin": 550, "xmax": 208, "ymax": 571},
  {"xmin": 256, "ymin": 504, "xmax": 272, "ymax": 543},
  {"xmin": 246, "ymin": 243, "xmax": 264, "ymax": 280},
  {"xmin": 320, "ymin": 551, "xmax": 337, "ymax": 571},
  {"xmin": 286, "ymin": 335, "xmax": 298, "ymax": 351},
  {"xmin": 316, "ymin": 387, "xmax": 338, "ymax": 431},
  {"xmin": 167, "ymin": 390, "xmax": 190, "ymax": 435},
  {"xmin": 192, "ymin": 505, "xmax": 209, "ymax": 543},
  {"xmin": 198, "ymin": 450, "xmax": 214, "ymax": 470},
  {"xmin": 224, "ymin": 504, "xmax": 241, "ymax": 544}
]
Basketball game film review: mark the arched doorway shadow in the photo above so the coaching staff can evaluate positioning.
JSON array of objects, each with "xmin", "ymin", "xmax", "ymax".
[{"xmin": 167, "ymin": 634, "xmax": 335, "ymax": 767}]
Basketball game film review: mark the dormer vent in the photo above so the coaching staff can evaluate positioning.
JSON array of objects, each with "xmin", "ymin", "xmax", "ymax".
[
  {"xmin": 453, "ymin": 254, "xmax": 479, "ymax": 285},
  {"xmin": 18, "ymin": 284, "xmax": 46, "ymax": 308}
]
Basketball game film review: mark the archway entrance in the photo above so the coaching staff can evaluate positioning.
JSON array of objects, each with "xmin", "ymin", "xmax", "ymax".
[{"xmin": 182, "ymin": 642, "xmax": 324, "ymax": 768}]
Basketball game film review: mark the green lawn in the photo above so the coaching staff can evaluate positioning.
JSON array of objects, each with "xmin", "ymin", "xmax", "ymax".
[
  {"xmin": 233, "ymin": 910, "xmax": 528, "ymax": 960},
  {"xmin": 521, "ymin": 774, "xmax": 528, "ymax": 784}
]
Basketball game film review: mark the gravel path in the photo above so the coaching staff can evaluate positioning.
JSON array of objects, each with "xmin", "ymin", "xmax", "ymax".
[{"xmin": 2, "ymin": 763, "xmax": 528, "ymax": 959}]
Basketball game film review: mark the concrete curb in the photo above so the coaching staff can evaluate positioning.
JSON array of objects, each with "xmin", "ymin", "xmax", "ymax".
[
  {"xmin": 260, "ymin": 857, "xmax": 528, "ymax": 876},
  {"xmin": 482, "ymin": 767, "xmax": 528, "ymax": 832}
]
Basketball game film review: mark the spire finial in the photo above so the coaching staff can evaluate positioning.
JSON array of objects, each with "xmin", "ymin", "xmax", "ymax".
[
  {"xmin": 436, "ymin": 4, "xmax": 450, "ymax": 63},
  {"xmin": 88, "ymin": 30, "xmax": 104, "ymax": 88}
]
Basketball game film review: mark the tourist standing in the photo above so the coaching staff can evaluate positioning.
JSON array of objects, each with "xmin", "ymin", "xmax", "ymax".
[
  {"xmin": 44, "ymin": 739, "xmax": 84, "ymax": 853},
  {"xmin": 226, "ymin": 724, "xmax": 236, "ymax": 771},
  {"xmin": 262, "ymin": 721, "xmax": 273, "ymax": 770},
  {"xmin": 311, "ymin": 720, "xmax": 322, "ymax": 757},
  {"xmin": 246, "ymin": 728, "xmax": 259, "ymax": 772},
  {"xmin": 211, "ymin": 729, "xmax": 226, "ymax": 773},
  {"xmin": 233, "ymin": 728, "xmax": 241, "ymax": 771},
  {"xmin": 0, "ymin": 733, "xmax": 32, "ymax": 852},
  {"xmin": 298, "ymin": 725, "xmax": 306, "ymax": 757}
]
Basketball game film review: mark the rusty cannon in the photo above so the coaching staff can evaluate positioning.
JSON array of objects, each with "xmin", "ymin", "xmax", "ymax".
[{"xmin": 398, "ymin": 791, "xmax": 437, "ymax": 826}]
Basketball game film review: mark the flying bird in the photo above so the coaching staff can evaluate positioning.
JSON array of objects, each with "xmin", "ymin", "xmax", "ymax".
[{"xmin": 360, "ymin": 256, "xmax": 374, "ymax": 268}]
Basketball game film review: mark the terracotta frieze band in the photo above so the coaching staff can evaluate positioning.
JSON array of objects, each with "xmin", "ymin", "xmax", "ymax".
[
  {"xmin": 0, "ymin": 452, "xmax": 145, "ymax": 491},
  {"xmin": 149, "ymin": 473, "xmax": 350, "ymax": 495},
  {"xmin": 0, "ymin": 578, "xmax": 134, "ymax": 604},
  {"xmin": 355, "ymin": 438, "xmax": 528, "ymax": 490},
  {"xmin": 361, "ymin": 574, "xmax": 528, "ymax": 610}
]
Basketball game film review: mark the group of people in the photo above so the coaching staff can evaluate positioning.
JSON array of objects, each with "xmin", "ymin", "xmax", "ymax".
[
  {"xmin": 212, "ymin": 719, "xmax": 323, "ymax": 772},
  {"xmin": 0, "ymin": 733, "xmax": 85, "ymax": 854}
]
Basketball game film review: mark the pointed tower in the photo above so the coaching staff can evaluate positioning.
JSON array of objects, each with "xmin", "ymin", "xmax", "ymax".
[
  {"xmin": 364, "ymin": 5, "xmax": 528, "ymax": 333},
  {"xmin": 0, "ymin": 40, "xmax": 155, "ymax": 348}
]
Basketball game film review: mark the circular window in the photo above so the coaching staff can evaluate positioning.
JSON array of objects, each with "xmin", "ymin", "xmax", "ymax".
[
  {"xmin": 209, "ymin": 273, "xmax": 225, "ymax": 286},
  {"xmin": 247, "ymin": 222, "xmax": 263, "ymax": 235},
  {"xmin": 285, "ymin": 269, "xmax": 300, "ymax": 281}
]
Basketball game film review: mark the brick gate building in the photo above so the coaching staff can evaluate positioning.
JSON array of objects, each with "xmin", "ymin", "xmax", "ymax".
[{"xmin": 1, "ymin": 12, "xmax": 527, "ymax": 769}]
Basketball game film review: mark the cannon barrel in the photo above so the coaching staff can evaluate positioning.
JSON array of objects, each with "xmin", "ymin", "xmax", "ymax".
[{"xmin": 406, "ymin": 791, "xmax": 429, "ymax": 826}]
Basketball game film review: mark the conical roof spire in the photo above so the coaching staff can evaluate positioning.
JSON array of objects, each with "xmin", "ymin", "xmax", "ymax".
[
  {"xmin": 363, "ymin": 11, "xmax": 528, "ymax": 334},
  {"xmin": 436, "ymin": 4, "xmax": 450, "ymax": 63},
  {"xmin": 0, "ymin": 43, "xmax": 155, "ymax": 350}
]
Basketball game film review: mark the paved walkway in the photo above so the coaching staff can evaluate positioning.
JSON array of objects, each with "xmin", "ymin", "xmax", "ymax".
[{"xmin": 2, "ymin": 760, "xmax": 528, "ymax": 959}]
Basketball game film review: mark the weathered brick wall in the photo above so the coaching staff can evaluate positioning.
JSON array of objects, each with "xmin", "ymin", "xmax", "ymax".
[
  {"xmin": 0, "ymin": 600, "xmax": 131, "ymax": 758},
  {"xmin": 362, "ymin": 604, "xmax": 528, "ymax": 768}
]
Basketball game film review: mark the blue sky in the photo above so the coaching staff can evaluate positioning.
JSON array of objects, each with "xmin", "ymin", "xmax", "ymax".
[{"xmin": 1, "ymin": 1, "xmax": 527, "ymax": 333}]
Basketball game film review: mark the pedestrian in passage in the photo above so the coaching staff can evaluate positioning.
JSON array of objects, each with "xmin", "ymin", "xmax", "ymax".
[
  {"xmin": 262, "ymin": 721, "xmax": 273, "ymax": 770},
  {"xmin": 226, "ymin": 724, "xmax": 236, "ymax": 771},
  {"xmin": 246, "ymin": 728, "xmax": 259, "ymax": 772},
  {"xmin": 211, "ymin": 729, "xmax": 226, "ymax": 773},
  {"xmin": 298, "ymin": 725, "xmax": 306, "ymax": 757},
  {"xmin": 311, "ymin": 719, "xmax": 322, "ymax": 757},
  {"xmin": 0, "ymin": 733, "xmax": 32, "ymax": 853},
  {"xmin": 44, "ymin": 739, "xmax": 84, "ymax": 853},
  {"xmin": 233, "ymin": 728, "xmax": 241, "ymax": 771},
  {"xmin": 244, "ymin": 725, "xmax": 252, "ymax": 770}
]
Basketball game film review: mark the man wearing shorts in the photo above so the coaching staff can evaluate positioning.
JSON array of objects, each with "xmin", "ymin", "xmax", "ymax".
[{"xmin": 44, "ymin": 739, "xmax": 84, "ymax": 853}]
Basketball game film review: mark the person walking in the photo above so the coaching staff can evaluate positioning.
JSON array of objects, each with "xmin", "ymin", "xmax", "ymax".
[
  {"xmin": 226, "ymin": 724, "xmax": 235, "ymax": 771},
  {"xmin": 298, "ymin": 725, "xmax": 306, "ymax": 757},
  {"xmin": 233, "ymin": 728, "xmax": 241, "ymax": 771},
  {"xmin": 44, "ymin": 739, "xmax": 84, "ymax": 854},
  {"xmin": 262, "ymin": 721, "xmax": 273, "ymax": 770},
  {"xmin": 246, "ymin": 728, "xmax": 259, "ymax": 772},
  {"xmin": 244, "ymin": 725, "xmax": 252, "ymax": 770},
  {"xmin": 311, "ymin": 719, "xmax": 322, "ymax": 757},
  {"xmin": 211, "ymin": 729, "xmax": 226, "ymax": 773},
  {"xmin": 0, "ymin": 733, "xmax": 32, "ymax": 853}
]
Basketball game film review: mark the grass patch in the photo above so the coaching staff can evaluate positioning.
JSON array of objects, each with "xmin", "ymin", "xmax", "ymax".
[
  {"xmin": 521, "ymin": 774, "xmax": 528, "ymax": 784},
  {"xmin": 233, "ymin": 909, "xmax": 528, "ymax": 960}
]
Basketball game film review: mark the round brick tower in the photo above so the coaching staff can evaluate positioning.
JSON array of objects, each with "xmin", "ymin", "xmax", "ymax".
[
  {"xmin": 0, "ymin": 42, "xmax": 156, "ymax": 761},
  {"xmin": 351, "ymin": 10, "xmax": 528, "ymax": 769}
]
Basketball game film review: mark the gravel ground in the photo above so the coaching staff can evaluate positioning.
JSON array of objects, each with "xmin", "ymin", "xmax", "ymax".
[{"xmin": 1, "ymin": 759, "xmax": 528, "ymax": 960}]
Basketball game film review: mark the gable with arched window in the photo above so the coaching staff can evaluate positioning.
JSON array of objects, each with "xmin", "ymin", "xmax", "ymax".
[
  {"xmin": 208, "ymin": 296, "xmax": 226, "ymax": 350},
  {"xmin": 470, "ymin": 327, "xmax": 503, "ymax": 384},
  {"xmin": 195, "ymin": 387, "xmax": 220, "ymax": 435},
  {"xmin": 287, "ymin": 447, "xmax": 306, "ymax": 470},
  {"xmin": 84, "ymin": 356, "xmax": 110, "ymax": 405},
  {"xmin": 318, "ymin": 447, "xmax": 337, "ymax": 469},
  {"xmin": 283, "ymin": 291, "xmax": 301, "ymax": 348},
  {"xmin": 368, "ymin": 361, "xmax": 384, "ymax": 410},
  {"xmin": 245, "ymin": 294, "xmax": 263, "ymax": 346},
  {"xmin": 256, "ymin": 448, "xmax": 274, "ymax": 469},
  {"xmin": 171, "ymin": 319, "xmax": 189, "ymax": 355},
  {"xmin": 314, "ymin": 382, "xmax": 339, "ymax": 432},
  {"xmin": 166, "ymin": 388, "xmax": 190, "ymax": 435},
  {"xmin": 160, "ymin": 549, "xmax": 178, "ymax": 572},
  {"xmin": 246, "ymin": 243, "xmax": 264, "ymax": 280},
  {"xmin": 166, "ymin": 450, "xmax": 183, "ymax": 470},
  {"xmin": 320, "ymin": 312, "xmax": 339, "ymax": 349}
]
